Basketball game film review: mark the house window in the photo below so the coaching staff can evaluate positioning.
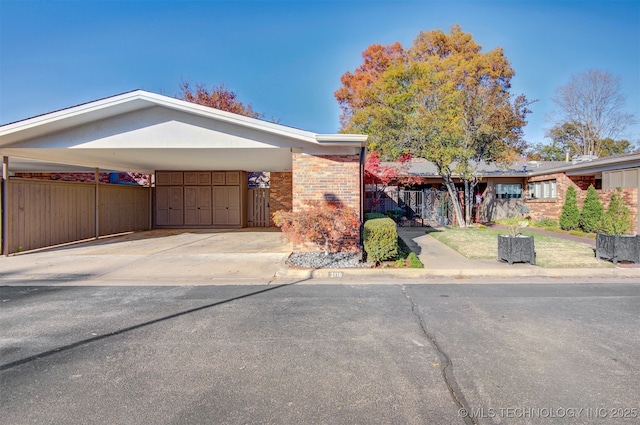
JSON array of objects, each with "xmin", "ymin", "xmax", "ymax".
[
  {"xmin": 496, "ymin": 183, "xmax": 522, "ymax": 199},
  {"xmin": 528, "ymin": 180, "xmax": 557, "ymax": 199}
]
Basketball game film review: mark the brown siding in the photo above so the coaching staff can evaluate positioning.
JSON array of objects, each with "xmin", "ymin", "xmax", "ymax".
[
  {"xmin": 8, "ymin": 179, "xmax": 95, "ymax": 253},
  {"xmin": 99, "ymin": 184, "xmax": 151, "ymax": 235},
  {"xmin": 6, "ymin": 179, "xmax": 151, "ymax": 254},
  {"xmin": 481, "ymin": 178, "xmax": 526, "ymax": 221}
]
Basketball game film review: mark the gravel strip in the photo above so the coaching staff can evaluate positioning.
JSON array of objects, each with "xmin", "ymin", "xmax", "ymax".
[{"xmin": 287, "ymin": 252, "xmax": 372, "ymax": 269}]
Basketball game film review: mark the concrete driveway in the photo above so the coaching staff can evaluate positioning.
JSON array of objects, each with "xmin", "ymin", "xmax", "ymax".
[{"xmin": 0, "ymin": 229, "xmax": 293, "ymax": 285}]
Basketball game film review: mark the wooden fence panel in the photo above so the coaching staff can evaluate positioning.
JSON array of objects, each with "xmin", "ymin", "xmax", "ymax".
[
  {"xmin": 9, "ymin": 179, "xmax": 95, "ymax": 253},
  {"xmin": 5, "ymin": 179, "xmax": 151, "ymax": 254},
  {"xmin": 247, "ymin": 188, "xmax": 270, "ymax": 227},
  {"xmin": 99, "ymin": 184, "xmax": 151, "ymax": 235}
]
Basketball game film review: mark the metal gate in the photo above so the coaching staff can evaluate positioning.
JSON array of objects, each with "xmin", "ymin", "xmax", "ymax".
[
  {"xmin": 422, "ymin": 188, "xmax": 453, "ymax": 226},
  {"xmin": 399, "ymin": 188, "xmax": 452, "ymax": 226}
]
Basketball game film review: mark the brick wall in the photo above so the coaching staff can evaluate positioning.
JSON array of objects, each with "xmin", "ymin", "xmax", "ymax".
[
  {"xmin": 13, "ymin": 172, "xmax": 149, "ymax": 185},
  {"xmin": 292, "ymin": 153, "xmax": 361, "ymax": 211},
  {"xmin": 291, "ymin": 153, "xmax": 362, "ymax": 251},
  {"xmin": 14, "ymin": 172, "xmax": 110, "ymax": 183},
  {"xmin": 525, "ymin": 173, "xmax": 568, "ymax": 221},
  {"xmin": 269, "ymin": 171, "xmax": 292, "ymax": 226},
  {"xmin": 594, "ymin": 187, "xmax": 638, "ymax": 235},
  {"xmin": 525, "ymin": 173, "xmax": 638, "ymax": 234}
]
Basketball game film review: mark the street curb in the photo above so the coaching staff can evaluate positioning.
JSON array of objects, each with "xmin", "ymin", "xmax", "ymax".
[{"xmin": 275, "ymin": 266, "xmax": 639, "ymax": 280}]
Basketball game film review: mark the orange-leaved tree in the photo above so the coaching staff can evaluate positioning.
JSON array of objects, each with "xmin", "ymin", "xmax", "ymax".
[
  {"xmin": 179, "ymin": 81, "xmax": 265, "ymax": 119},
  {"xmin": 273, "ymin": 201, "xmax": 360, "ymax": 256},
  {"xmin": 334, "ymin": 42, "xmax": 406, "ymax": 129},
  {"xmin": 336, "ymin": 25, "xmax": 532, "ymax": 226}
]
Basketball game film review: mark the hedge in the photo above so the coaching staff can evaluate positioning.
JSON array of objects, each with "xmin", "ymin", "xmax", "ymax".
[
  {"xmin": 365, "ymin": 212, "xmax": 388, "ymax": 221},
  {"xmin": 363, "ymin": 217, "xmax": 398, "ymax": 263}
]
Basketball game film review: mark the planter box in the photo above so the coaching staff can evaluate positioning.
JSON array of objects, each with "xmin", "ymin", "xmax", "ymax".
[
  {"xmin": 498, "ymin": 235, "xmax": 536, "ymax": 265},
  {"xmin": 595, "ymin": 233, "xmax": 640, "ymax": 264}
]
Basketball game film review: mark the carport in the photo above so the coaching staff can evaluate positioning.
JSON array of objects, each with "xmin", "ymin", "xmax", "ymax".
[{"xmin": 0, "ymin": 90, "xmax": 367, "ymax": 254}]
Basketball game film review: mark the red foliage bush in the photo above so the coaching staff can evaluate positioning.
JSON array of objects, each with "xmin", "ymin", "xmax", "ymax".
[{"xmin": 273, "ymin": 201, "xmax": 360, "ymax": 255}]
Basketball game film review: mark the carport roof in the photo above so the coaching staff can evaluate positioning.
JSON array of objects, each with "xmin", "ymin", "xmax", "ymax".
[{"xmin": 0, "ymin": 90, "xmax": 367, "ymax": 173}]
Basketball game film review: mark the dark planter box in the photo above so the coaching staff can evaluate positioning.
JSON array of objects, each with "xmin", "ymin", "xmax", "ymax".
[
  {"xmin": 498, "ymin": 235, "xmax": 536, "ymax": 265},
  {"xmin": 595, "ymin": 233, "xmax": 640, "ymax": 264}
]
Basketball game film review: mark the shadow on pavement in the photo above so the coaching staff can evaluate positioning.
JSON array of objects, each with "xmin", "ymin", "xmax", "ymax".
[{"xmin": 0, "ymin": 279, "xmax": 306, "ymax": 372}]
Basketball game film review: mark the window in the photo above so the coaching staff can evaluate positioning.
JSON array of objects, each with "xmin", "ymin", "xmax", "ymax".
[
  {"xmin": 528, "ymin": 180, "xmax": 557, "ymax": 199},
  {"xmin": 496, "ymin": 183, "xmax": 522, "ymax": 199}
]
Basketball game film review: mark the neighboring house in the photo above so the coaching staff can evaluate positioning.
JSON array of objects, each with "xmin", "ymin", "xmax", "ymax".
[
  {"xmin": 0, "ymin": 90, "xmax": 367, "ymax": 254},
  {"xmin": 368, "ymin": 153, "xmax": 639, "ymax": 234},
  {"xmin": 522, "ymin": 153, "xmax": 639, "ymax": 234}
]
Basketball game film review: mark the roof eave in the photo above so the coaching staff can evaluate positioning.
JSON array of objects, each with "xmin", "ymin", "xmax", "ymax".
[{"xmin": 0, "ymin": 90, "xmax": 360, "ymax": 147}]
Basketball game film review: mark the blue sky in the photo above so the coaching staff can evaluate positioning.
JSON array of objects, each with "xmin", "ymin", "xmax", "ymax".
[{"xmin": 1, "ymin": 0, "xmax": 638, "ymax": 148}]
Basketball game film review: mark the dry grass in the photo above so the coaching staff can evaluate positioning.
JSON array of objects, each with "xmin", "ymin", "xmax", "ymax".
[{"xmin": 428, "ymin": 227, "xmax": 613, "ymax": 268}]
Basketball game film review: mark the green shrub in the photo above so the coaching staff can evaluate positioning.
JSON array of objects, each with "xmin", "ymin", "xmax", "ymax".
[
  {"xmin": 559, "ymin": 186, "xmax": 580, "ymax": 230},
  {"xmin": 533, "ymin": 218, "xmax": 558, "ymax": 229},
  {"xmin": 365, "ymin": 212, "xmax": 387, "ymax": 221},
  {"xmin": 385, "ymin": 208, "xmax": 404, "ymax": 223},
  {"xmin": 407, "ymin": 252, "xmax": 424, "ymax": 268},
  {"xmin": 579, "ymin": 185, "xmax": 604, "ymax": 233},
  {"xmin": 599, "ymin": 188, "xmax": 632, "ymax": 235},
  {"xmin": 363, "ymin": 217, "xmax": 398, "ymax": 263}
]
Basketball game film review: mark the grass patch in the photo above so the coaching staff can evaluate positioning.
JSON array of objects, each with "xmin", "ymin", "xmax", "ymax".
[
  {"xmin": 429, "ymin": 227, "xmax": 611, "ymax": 268},
  {"xmin": 526, "ymin": 220, "xmax": 596, "ymax": 239}
]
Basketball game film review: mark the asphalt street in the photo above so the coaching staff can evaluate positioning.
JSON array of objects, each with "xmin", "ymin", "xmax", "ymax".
[{"xmin": 1, "ymin": 282, "xmax": 639, "ymax": 425}]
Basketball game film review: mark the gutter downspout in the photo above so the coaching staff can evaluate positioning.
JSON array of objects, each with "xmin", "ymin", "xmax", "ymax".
[
  {"xmin": 95, "ymin": 168, "xmax": 100, "ymax": 239},
  {"xmin": 359, "ymin": 146, "xmax": 366, "ymax": 255},
  {"xmin": 2, "ymin": 156, "xmax": 8, "ymax": 256}
]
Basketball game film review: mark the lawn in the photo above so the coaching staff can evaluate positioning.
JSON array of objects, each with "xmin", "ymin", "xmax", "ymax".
[{"xmin": 427, "ymin": 227, "xmax": 613, "ymax": 268}]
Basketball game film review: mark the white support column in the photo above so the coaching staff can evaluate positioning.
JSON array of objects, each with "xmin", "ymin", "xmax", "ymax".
[
  {"xmin": 2, "ymin": 156, "xmax": 9, "ymax": 255},
  {"xmin": 95, "ymin": 168, "xmax": 100, "ymax": 239}
]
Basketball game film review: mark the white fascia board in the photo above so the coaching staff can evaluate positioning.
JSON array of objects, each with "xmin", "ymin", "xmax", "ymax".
[
  {"xmin": 0, "ymin": 92, "xmax": 146, "ymax": 134},
  {"xmin": 0, "ymin": 89, "xmax": 368, "ymax": 150},
  {"xmin": 315, "ymin": 134, "xmax": 368, "ymax": 146}
]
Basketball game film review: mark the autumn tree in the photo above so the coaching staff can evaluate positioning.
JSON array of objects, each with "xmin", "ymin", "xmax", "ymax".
[
  {"xmin": 551, "ymin": 69, "xmax": 637, "ymax": 157},
  {"xmin": 598, "ymin": 138, "xmax": 635, "ymax": 157},
  {"xmin": 537, "ymin": 121, "xmax": 636, "ymax": 160},
  {"xmin": 336, "ymin": 25, "xmax": 531, "ymax": 227},
  {"xmin": 179, "ymin": 82, "xmax": 265, "ymax": 119},
  {"xmin": 335, "ymin": 42, "xmax": 406, "ymax": 128},
  {"xmin": 526, "ymin": 141, "xmax": 566, "ymax": 161},
  {"xmin": 527, "ymin": 120, "xmax": 636, "ymax": 161}
]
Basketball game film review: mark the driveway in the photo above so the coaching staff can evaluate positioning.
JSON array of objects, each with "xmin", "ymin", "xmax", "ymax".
[{"xmin": 0, "ymin": 229, "xmax": 293, "ymax": 285}]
